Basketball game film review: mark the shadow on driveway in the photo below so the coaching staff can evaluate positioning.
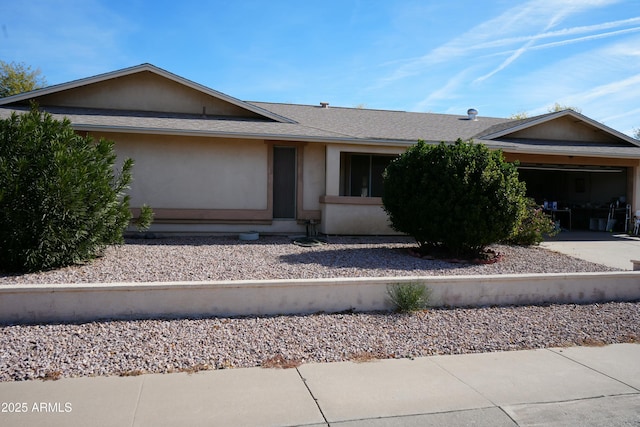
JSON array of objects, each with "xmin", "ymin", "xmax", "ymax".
[{"xmin": 544, "ymin": 231, "xmax": 640, "ymax": 242}]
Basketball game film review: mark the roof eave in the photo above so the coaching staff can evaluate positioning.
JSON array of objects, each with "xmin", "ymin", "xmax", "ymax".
[
  {"xmin": 478, "ymin": 140, "xmax": 640, "ymax": 160},
  {"xmin": 66, "ymin": 124, "xmax": 640, "ymax": 159},
  {"xmin": 71, "ymin": 123, "xmax": 419, "ymax": 146}
]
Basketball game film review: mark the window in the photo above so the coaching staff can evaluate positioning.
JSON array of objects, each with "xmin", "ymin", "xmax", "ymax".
[{"xmin": 340, "ymin": 153, "xmax": 396, "ymax": 197}]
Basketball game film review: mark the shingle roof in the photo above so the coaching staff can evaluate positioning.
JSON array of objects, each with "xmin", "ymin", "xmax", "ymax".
[
  {"xmin": 0, "ymin": 106, "xmax": 346, "ymax": 140},
  {"xmin": 249, "ymin": 102, "xmax": 511, "ymax": 143},
  {"xmin": 2, "ymin": 102, "xmax": 639, "ymax": 158},
  {"xmin": 0, "ymin": 103, "xmax": 512, "ymax": 145},
  {"xmin": 0, "ymin": 61, "xmax": 638, "ymax": 159}
]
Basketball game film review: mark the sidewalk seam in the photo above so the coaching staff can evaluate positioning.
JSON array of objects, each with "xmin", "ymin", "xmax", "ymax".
[
  {"xmin": 430, "ymin": 357, "xmax": 502, "ymax": 409},
  {"xmin": 429, "ymin": 355, "xmax": 524, "ymax": 425},
  {"xmin": 550, "ymin": 347, "xmax": 640, "ymax": 393},
  {"xmin": 497, "ymin": 406, "xmax": 520, "ymax": 426},
  {"xmin": 295, "ymin": 367, "xmax": 329, "ymax": 426},
  {"xmin": 130, "ymin": 376, "xmax": 146, "ymax": 427}
]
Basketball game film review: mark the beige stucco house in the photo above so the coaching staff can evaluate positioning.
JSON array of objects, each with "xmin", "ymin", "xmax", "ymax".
[{"xmin": 1, "ymin": 63, "xmax": 639, "ymax": 235}]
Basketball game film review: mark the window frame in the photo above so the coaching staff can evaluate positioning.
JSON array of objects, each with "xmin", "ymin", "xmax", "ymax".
[{"xmin": 340, "ymin": 152, "xmax": 396, "ymax": 197}]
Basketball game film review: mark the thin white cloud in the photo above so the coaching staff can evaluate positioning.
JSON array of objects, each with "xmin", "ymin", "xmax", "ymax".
[
  {"xmin": 494, "ymin": 31, "xmax": 640, "ymax": 135},
  {"xmin": 489, "ymin": 26, "xmax": 640, "ymax": 57},
  {"xmin": 377, "ymin": 0, "xmax": 631, "ymax": 88},
  {"xmin": 372, "ymin": 0, "xmax": 638, "ymax": 123},
  {"xmin": 473, "ymin": 3, "xmax": 635, "ymax": 83},
  {"xmin": 574, "ymin": 74, "xmax": 640, "ymax": 103},
  {"xmin": 474, "ymin": 39, "xmax": 536, "ymax": 83},
  {"xmin": 473, "ymin": 17, "xmax": 640, "ymax": 51},
  {"xmin": 602, "ymin": 106, "xmax": 640, "ymax": 122},
  {"xmin": 413, "ymin": 70, "xmax": 473, "ymax": 111},
  {"xmin": 473, "ymin": 24, "xmax": 640, "ymax": 82}
]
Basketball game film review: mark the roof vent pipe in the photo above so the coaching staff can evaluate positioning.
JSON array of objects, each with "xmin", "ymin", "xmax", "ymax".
[
  {"xmin": 467, "ymin": 108, "xmax": 478, "ymax": 120},
  {"xmin": 320, "ymin": 102, "xmax": 329, "ymax": 108}
]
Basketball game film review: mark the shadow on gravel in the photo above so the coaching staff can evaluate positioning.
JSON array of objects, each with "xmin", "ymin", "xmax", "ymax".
[
  {"xmin": 123, "ymin": 235, "xmax": 296, "ymax": 246},
  {"xmin": 123, "ymin": 235, "xmax": 417, "ymax": 247},
  {"xmin": 278, "ymin": 247, "xmax": 472, "ymax": 272}
]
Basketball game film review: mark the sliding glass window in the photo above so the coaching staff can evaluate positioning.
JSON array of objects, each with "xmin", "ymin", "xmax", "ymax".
[{"xmin": 340, "ymin": 153, "xmax": 396, "ymax": 197}]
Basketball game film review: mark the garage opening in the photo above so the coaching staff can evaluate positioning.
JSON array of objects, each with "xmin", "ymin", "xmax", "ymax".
[{"xmin": 517, "ymin": 164, "xmax": 629, "ymax": 231}]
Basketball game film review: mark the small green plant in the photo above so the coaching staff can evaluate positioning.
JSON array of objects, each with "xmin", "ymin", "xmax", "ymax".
[
  {"xmin": 386, "ymin": 282, "xmax": 431, "ymax": 312},
  {"xmin": 504, "ymin": 198, "xmax": 558, "ymax": 245}
]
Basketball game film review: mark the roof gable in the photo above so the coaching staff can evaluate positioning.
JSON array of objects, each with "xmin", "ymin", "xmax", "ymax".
[
  {"xmin": 478, "ymin": 110, "xmax": 639, "ymax": 148},
  {"xmin": 0, "ymin": 64, "xmax": 293, "ymax": 123}
]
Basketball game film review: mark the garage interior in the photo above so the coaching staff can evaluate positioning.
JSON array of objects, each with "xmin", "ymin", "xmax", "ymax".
[{"xmin": 517, "ymin": 164, "xmax": 631, "ymax": 232}]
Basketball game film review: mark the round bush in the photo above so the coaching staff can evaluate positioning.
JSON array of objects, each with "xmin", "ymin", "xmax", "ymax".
[
  {"xmin": 382, "ymin": 139, "xmax": 527, "ymax": 256},
  {"xmin": 0, "ymin": 106, "xmax": 150, "ymax": 272}
]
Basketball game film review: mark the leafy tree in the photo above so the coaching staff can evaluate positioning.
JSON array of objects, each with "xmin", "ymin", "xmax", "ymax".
[
  {"xmin": 548, "ymin": 102, "xmax": 581, "ymax": 113},
  {"xmin": 0, "ymin": 60, "xmax": 47, "ymax": 97},
  {"xmin": 0, "ymin": 105, "xmax": 152, "ymax": 272},
  {"xmin": 509, "ymin": 111, "xmax": 529, "ymax": 119},
  {"xmin": 382, "ymin": 139, "xmax": 527, "ymax": 257},
  {"xmin": 633, "ymin": 128, "xmax": 640, "ymax": 140}
]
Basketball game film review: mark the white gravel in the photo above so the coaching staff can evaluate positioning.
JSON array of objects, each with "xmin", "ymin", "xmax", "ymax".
[{"xmin": 1, "ymin": 236, "xmax": 637, "ymax": 382}]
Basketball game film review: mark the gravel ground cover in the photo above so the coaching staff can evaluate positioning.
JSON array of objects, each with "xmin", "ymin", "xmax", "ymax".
[
  {"xmin": 0, "ymin": 235, "xmax": 618, "ymax": 284},
  {"xmin": 1, "ymin": 303, "xmax": 638, "ymax": 382},
  {"xmin": 0, "ymin": 235, "xmax": 637, "ymax": 382}
]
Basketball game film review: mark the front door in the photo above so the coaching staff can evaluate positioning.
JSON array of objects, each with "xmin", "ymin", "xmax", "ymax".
[{"xmin": 273, "ymin": 146, "xmax": 296, "ymax": 219}]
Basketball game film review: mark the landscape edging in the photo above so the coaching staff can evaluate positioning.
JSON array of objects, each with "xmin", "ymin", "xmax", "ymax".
[{"xmin": 1, "ymin": 271, "xmax": 639, "ymax": 324}]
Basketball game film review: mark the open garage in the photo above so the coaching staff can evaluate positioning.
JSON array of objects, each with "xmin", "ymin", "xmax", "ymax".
[{"xmin": 517, "ymin": 164, "xmax": 631, "ymax": 231}]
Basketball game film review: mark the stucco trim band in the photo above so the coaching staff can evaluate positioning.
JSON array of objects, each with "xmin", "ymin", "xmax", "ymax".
[
  {"xmin": 320, "ymin": 196, "xmax": 384, "ymax": 205},
  {"xmin": 130, "ymin": 207, "xmax": 272, "ymax": 223}
]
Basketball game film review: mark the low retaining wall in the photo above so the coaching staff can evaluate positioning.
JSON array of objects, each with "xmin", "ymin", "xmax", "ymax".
[{"xmin": 1, "ymin": 272, "xmax": 639, "ymax": 324}]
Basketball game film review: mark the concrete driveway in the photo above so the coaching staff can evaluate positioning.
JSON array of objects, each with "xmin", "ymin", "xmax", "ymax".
[{"xmin": 541, "ymin": 231, "xmax": 640, "ymax": 270}]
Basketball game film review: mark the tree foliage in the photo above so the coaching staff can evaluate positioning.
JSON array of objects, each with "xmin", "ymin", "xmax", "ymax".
[
  {"xmin": 0, "ymin": 60, "xmax": 47, "ymax": 98},
  {"xmin": 504, "ymin": 198, "xmax": 557, "ymax": 246},
  {"xmin": 509, "ymin": 111, "xmax": 529, "ymax": 119},
  {"xmin": 548, "ymin": 102, "xmax": 581, "ymax": 113},
  {"xmin": 382, "ymin": 139, "xmax": 527, "ymax": 257},
  {"xmin": 0, "ymin": 106, "xmax": 152, "ymax": 272}
]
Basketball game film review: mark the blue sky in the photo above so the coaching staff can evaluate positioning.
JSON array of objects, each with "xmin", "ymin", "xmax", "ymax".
[{"xmin": 2, "ymin": 0, "xmax": 639, "ymax": 135}]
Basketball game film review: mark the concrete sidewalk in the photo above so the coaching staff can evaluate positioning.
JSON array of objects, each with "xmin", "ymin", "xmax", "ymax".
[
  {"xmin": 541, "ymin": 231, "xmax": 640, "ymax": 270},
  {"xmin": 1, "ymin": 343, "xmax": 638, "ymax": 426}
]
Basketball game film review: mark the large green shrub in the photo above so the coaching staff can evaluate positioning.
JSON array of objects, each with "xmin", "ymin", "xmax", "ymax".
[
  {"xmin": 382, "ymin": 139, "xmax": 527, "ymax": 257},
  {"xmin": 0, "ymin": 106, "xmax": 152, "ymax": 272}
]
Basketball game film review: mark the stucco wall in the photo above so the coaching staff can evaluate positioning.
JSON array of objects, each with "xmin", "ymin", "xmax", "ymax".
[
  {"xmin": 320, "ymin": 144, "xmax": 405, "ymax": 234},
  {"xmin": 37, "ymin": 72, "xmax": 259, "ymax": 117},
  {"xmin": 111, "ymin": 133, "xmax": 269, "ymax": 210},
  {"xmin": 321, "ymin": 201, "xmax": 397, "ymax": 234},
  {"xmin": 302, "ymin": 143, "xmax": 325, "ymax": 211},
  {"xmin": 509, "ymin": 116, "xmax": 618, "ymax": 143},
  {"xmin": 91, "ymin": 131, "xmax": 638, "ymax": 235}
]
